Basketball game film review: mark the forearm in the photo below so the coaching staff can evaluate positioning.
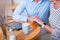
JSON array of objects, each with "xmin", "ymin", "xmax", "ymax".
[
  {"xmin": 12, "ymin": 0, "xmax": 27, "ymax": 22},
  {"xmin": 44, "ymin": 25, "xmax": 53, "ymax": 33},
  {"xmin": 13, "ymin": 20, "xmax": 26, "ymax": 24},
  {"xmin": 36, "ymin": 19, "xmax": 53, "ymax": 33},
  {"xmin": 36, "ymin": 17, "xmax": 60, "ymax": 40}
]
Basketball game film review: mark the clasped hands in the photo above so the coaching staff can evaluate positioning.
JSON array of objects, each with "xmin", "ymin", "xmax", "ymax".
[{"xmin": 27, "ymin": 16, "xmax": 43, "ymax": 25}]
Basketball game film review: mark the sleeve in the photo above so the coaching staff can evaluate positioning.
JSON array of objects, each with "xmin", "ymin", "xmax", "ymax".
[
  {"xmin": 12, "ymin": 0, "xmax": 28, "ymax": 22},
  {"xmin": 51, "ymin": 17, "xmax": 60, "ymax": 40},
  {"xmin": 38, "ymin": 1, "xmax": 50, "ymax": 23}
]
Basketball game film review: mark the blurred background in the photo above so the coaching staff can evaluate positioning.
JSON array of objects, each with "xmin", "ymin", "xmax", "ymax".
[
  {"xmin": 0, "ymin": 0, "xmax": 27, "ymax": 40},
  {"xmin": 0, "ymin": 0, "xmax": 22, "ymax": 40}
]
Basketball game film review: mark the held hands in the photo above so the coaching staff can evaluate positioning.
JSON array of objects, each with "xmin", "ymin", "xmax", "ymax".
[
  {"xmin": 27, "ymin": 16, "xmax": 34, "ymax": 23},
  {"xmin": 28, "ymin": 16, "xmax": 43, "ymax": 25}
]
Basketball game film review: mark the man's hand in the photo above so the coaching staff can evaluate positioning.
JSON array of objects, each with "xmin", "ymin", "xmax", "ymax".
[
  {"xmin": 28, "ymin": 16, "xmax": 43, "ymax": 25},
  {"xmin": 27, "ymin": 16, "xmax": 34, "ymax": 23},
  {"xmin": 32, "ymin": 16, "xmax": 40, "ymax": 21},
  {"xmin": 32, "ymin": 16, "xmax": 44, "ymax": 25}
]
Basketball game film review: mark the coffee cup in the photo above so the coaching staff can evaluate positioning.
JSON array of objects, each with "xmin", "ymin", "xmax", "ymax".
[{"xmin": 22, "ymin": 23, "xmax": 30, "ymax": 34}]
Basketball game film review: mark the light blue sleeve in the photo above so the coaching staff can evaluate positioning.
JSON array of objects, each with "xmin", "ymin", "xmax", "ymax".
[
  {"xmin": 12, "ymin": 0, "xmax": 28, "ymax": 22},
  {"xmin": 38, "ymin": 1, "xmax": 50, "ymax": 23}
]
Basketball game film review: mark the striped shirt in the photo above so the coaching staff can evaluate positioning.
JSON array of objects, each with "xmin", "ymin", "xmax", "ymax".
[
  {"xmin": 12, "ymin": 0, "xmax": 50, "ymax": 23},
  {"xmin": 49, "ymin": 2, "xmax": 60, "ymax": 40}
]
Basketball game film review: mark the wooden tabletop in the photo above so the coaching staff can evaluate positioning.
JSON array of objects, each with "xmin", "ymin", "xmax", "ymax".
[
  {"xmin": 0, "ymin": 27, "xmax": 4, "ymax": 40},
  {"xmin": 5, "ymin": 19, "xmax": 40, "ymax": 40},
  {"xmin": 6, "ymin": 22, "xmax": 40, "ymax": 40}
]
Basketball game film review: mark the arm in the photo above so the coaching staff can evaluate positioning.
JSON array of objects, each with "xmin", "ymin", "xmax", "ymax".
[
  {"xmin": 33, "ymin": 16, "xmax": 53, "ymax": 33},
  {"xmin": 33, "ymin": 16, "xmax": 60, "ymax": 40},
  {"xmin": 12, "ymin": 0, "xmax": 28, "ymax": 23}
]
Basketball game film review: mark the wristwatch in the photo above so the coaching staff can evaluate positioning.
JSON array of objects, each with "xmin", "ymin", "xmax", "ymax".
[{"xmin": 41, "ymin": 23, "xmax": 47, "ymax": 28}]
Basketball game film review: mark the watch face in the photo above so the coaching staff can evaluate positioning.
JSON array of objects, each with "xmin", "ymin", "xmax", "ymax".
[{"xmin": 44, "ymin": 23, "xmax": 46, "ymax": 25}]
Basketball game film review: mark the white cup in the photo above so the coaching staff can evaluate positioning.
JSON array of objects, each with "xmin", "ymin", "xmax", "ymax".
[{"xmin": 22, "ymin": 23, "xmax": 30, "ymax": 34}]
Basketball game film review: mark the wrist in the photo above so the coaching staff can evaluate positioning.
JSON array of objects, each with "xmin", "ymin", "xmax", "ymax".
[
  {"xmin": 41, "ymin": 22, "xmax": 47, "ymax": 28},
  {"xmin": 35, "ymin": 20, "xmax": 47, "ymax": 28},
  {"xmin": 37, "ymin": 20, "xmax": 44, "ymax": 25}
]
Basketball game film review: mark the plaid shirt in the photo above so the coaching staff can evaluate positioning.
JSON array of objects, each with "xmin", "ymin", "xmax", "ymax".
[{"xmin": 49, "ymin": 2, "xmax": 60, "ymax": 40}]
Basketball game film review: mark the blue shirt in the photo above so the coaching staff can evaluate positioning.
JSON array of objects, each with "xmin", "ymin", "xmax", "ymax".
[{"xmin": 12, "ymin": 0, "xmax": 50, "ymax": 23}]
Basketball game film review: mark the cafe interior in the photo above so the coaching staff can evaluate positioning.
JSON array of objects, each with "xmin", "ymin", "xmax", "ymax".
[{"xmin": 0, "ymin": 0, "xmax": 52, "ymax": 40}]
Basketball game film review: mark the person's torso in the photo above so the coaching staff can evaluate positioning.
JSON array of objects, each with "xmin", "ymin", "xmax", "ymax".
[
  {"xmin": 49, "ymin": 2, "xmax": 60, "ymax": 28},
  {"xmin": 25, "ymin": 0, "xmax": 50, "ymax": 17}
]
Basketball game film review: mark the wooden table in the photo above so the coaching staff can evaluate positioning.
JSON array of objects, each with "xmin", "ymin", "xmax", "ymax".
[
  {"xmin": 6, "ymin": 20, "xmax": 40, "ymax": 40},
  {"xmin": 0, "ymin": 27, "xmax": 4, "ymax": 40}
]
